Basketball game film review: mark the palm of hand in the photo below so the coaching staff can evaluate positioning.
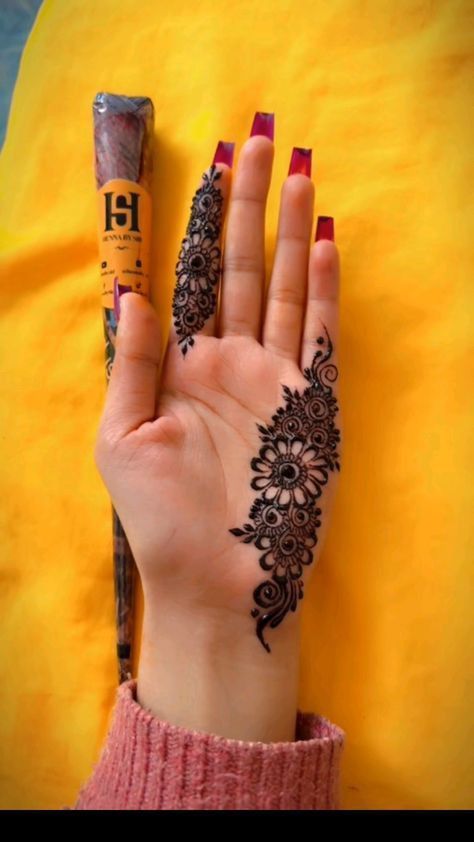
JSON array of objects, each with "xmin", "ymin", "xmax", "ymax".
[
  {"xmin": 109, "ymin": 337, "xmax": 295, "ymax": 592},
  {"xmin": 105, "ymin": 330, "xmax": 340, "ymax": 646}
]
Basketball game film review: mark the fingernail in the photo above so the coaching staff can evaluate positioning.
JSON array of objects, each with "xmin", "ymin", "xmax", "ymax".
[
  {"xmin": 250, "ymin": 112, "xmax": 274, "ymax": 141},
  {"xmin": 212, "ymin": 141, "xmax": 235, "ymax": 168},
  {"xmin": 315, "ymin": 216, "xmax": 335, "ymax": 242},
  {"xmin": 113, "ymin": 278, "xmax": 133, "ymax": 321},
  {"xmin": 288, "ymin": 147, "xmax": 312, "ymax": 177}
]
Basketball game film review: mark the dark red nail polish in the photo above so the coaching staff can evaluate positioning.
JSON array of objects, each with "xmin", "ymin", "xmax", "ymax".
[
  {"xmin": 212, "ymin": 141, "xmax": 235, "ymax": 168},
  {"xmin": 113, "ymin": 278, "xmax": 133, "ymax": 321},
  {"xmin": 315, "ymin": 216, "xmax": 335, "ymax": 242},
  {"xmin": 250, "ymin": 112, "xmax": 274, "ymax": 141},
  {"xmin": 288, "ymin": 147, "xmax": 312, "ymax": 177}
]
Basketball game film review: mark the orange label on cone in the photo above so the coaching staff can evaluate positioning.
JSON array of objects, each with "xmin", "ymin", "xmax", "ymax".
[{"xmin": 97, "ymin": 179, "xmax": 152, "ymax": 308}]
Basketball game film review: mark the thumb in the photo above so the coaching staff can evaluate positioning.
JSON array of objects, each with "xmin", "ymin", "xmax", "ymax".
[{"xmin": 101, "ymin": 291, "xmax": 162, "ymax": 439}]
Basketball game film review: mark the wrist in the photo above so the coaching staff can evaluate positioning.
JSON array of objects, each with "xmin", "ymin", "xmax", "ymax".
[{"xmin": 137, "ymin": 595, "xmax": 302, "ymax": 742}]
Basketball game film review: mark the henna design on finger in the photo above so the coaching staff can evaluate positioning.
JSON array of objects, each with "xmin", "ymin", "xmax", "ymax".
[
  {"xmin": 230, "ymin": 325, "xmax": 341, "ymax": 652},
  {"xmin": 172, "ymin": 164, "xmax": 224, "ymax": 355}
]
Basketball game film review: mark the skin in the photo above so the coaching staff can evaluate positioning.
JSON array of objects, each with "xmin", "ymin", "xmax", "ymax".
[{"xmin": 95, "ymin": 134, "xmax": 341, "ymax": 743}]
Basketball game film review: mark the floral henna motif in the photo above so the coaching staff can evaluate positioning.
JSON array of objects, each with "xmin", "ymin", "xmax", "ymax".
[
  {"xmin": 172, "ymin": 164, "xmax": 224, "ymax": 355},
  {"xmin": 230, "ymin": 325, "xmax": 341, "ymax": 652}
]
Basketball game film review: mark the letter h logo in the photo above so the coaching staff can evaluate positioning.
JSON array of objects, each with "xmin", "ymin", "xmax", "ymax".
[{"xmin": 104, "ymin": 191, "xmax": 140, "ymax": 232}]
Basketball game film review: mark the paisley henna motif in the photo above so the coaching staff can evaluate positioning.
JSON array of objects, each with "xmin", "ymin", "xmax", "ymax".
[{"xmin": 172, "ymin": 165, "xmax": 224, "ymax": 355}]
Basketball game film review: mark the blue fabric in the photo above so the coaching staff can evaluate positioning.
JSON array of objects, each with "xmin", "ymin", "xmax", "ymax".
[{"xmin": 0, "ymin": 0, "xmax": 43, "ymax": 148}]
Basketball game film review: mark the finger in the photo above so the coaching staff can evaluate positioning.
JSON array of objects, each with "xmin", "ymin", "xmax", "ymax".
[
  {"xmin": 300, "ymin": 222, "xmax": 340, "ymax": 375},
  {"xmin": 100, "ymin": 292, "xmax": 161, "ymax": 439},
  {"xmin": 169, "ymin": 148, "xmax": 234, "ymax": 356},
  {"xmin": 219, "ymin": 133, "xmax": 274, "ymax": 338},
  {"xmin": 263, "ymin": 159, "xmax": 314, "ymax": 361}
]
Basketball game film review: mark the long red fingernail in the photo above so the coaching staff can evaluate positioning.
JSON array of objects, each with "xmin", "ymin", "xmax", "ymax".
[
  {"xmin": 212, "ymin": 141, "xmax": 235, "ymax": 167},
  {"xmin": 288, "ymin": 147, "xmax": 312, "ymax": 177},
  {"xmin": 250, "ymin": 112, "xmax": 274, "ymax": 141},
  {"xmin": 315, "ymin": 216, "xmax": 335, "ymax": 242},
  {"xmin": 113, "ymin": 278, "xmax": 133, "ymax": 321}
]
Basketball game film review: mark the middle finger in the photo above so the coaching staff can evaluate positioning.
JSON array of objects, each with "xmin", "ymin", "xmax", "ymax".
[
  {"xmin": 219, "ymin": 115, "xmax": 275, "ymax": 339},
  {"xmin": 262, "ymin": 150, "xmax": 314, "ymax": 362}
]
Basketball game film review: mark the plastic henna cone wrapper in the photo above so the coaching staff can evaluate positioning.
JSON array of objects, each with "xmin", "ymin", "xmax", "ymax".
[{"xmin": 93, "ymin": 92, "xmax": 154, "ymax": 684}]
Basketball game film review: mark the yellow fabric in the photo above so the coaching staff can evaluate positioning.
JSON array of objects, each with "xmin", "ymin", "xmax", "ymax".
[{"xmin": 0, "ymin": 0, "xmax": 472, "ymax": 811}]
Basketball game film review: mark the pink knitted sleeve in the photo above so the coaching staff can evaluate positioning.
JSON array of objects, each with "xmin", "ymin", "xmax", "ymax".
[{"xmin": 69, "ymin": 678, "xmax": 345, "ymax": 810}]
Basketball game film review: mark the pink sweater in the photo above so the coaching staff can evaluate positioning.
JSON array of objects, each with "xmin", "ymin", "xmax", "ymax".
[{"xmin": 70, "ymin": 678, "xmax": 345, "ymax": 810}]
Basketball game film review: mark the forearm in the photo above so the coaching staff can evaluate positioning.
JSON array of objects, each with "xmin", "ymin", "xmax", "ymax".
[
  {"xmin": 72, "ymin": 584, "xmax": 346, "ymax": 811},
  {"xmin": 137, "ymin": 592, "xmax": 302, "ymax": 743}
]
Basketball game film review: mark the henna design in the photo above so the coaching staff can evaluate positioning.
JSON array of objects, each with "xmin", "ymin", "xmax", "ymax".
[
  {"xmin": 230, "ymin": 325, "xmax": 340, "ymax": 652},
  {"xmin": 172, "ymin": 165, "xmax": 224, "ymax": 355}
]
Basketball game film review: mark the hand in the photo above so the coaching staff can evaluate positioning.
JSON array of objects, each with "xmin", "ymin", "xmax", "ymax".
[{"xmin": 94, "ymin": 124, "xmax": 341, "ymax": 740}]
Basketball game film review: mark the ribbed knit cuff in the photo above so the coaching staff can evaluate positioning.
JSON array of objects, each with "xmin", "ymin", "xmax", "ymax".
[{"xmin": 72, "ymin": 678, "xmax": 345, "ymax": 810}]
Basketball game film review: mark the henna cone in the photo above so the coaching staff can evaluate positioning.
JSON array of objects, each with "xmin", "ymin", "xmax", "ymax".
[{"xmin": 93, "ymin": 93, "xmax": 154, "ymax": 684}]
